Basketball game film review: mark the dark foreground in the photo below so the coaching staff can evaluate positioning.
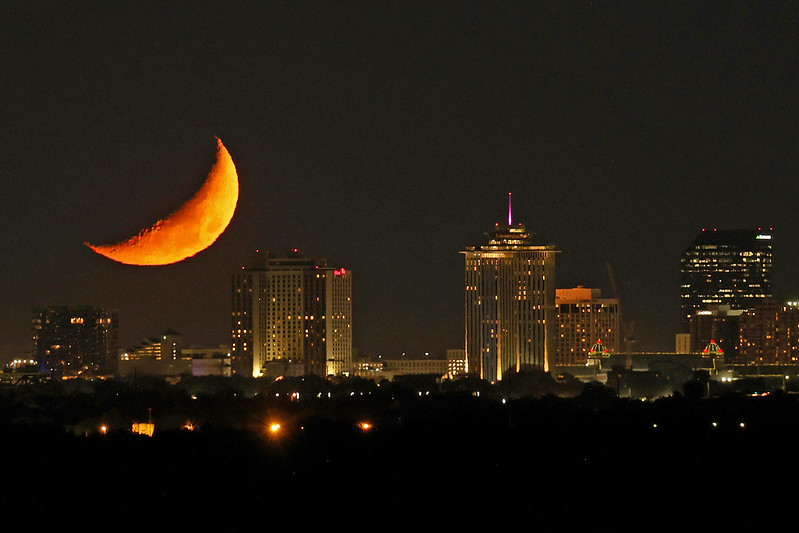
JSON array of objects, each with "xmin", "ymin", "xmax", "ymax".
[{"xmin": 1, "ymin": 378, "xmax": 797, "ymax": 529}]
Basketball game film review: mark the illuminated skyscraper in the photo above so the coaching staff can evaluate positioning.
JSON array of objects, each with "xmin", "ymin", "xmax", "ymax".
[
  {"xmin": 680, "ymin": 229, "xmax": 773, "ymax": 331},
  {"xmin": 462, "ymin": 195, "xmax": 558, "ymax": 382},
  {"xmin": 231, "ymin": 249, "xmax": 352, "ymax": 378},
  {"xmin": 32, "ymin": 305, "xmax": 118, "ymax": 376}
]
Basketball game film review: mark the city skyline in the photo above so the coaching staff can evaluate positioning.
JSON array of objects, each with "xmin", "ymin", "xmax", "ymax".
[{"xmin": 2, "ymin": 2, "xmax": 798, "ymax": 363}]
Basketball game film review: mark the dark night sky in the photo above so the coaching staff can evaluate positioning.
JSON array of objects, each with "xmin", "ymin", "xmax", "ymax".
[{"xmin": 1, "ymin": 1, "xmax": 798, "ymax": 362}]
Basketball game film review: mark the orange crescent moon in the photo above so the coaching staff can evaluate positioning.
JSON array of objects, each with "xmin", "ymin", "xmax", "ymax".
[{"xmin": 85, "ymin": 137, "xmax": 239, "ymax": 266}]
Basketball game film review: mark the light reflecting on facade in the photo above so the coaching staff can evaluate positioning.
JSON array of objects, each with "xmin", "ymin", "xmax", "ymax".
[
  {"xmin": 231, "ymin": 249, "xmax": 353, "ymax": 379},
  {"xmin": 555, "ymin": 287, "xmax": 619, "ymax": 366},
  {"xmin": 462, "ymin": 202, "xmax": 557, "ymax": 382}
]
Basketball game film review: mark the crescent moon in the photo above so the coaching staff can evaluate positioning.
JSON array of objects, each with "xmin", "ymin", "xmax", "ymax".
[{"xmin": 85, "ymin": 137, "xmax": 239, "ymax": 266}]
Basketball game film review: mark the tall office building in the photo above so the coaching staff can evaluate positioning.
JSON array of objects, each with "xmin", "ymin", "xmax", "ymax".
[
  {"xmin": 680, "ymin": 229, "xmax": 773, "ymax": 332},
  {"xmin": 231, "ymin": 249, "xmax": 353, "ymax": 378},
  {"xmin": 32, "ymin": 305, "xmax": 119, "ymax": 376},
  {"xmin": 554, "ymin": 287, "xmax": 620, "ymax": 367},
  {"xmin": 462, "ymin": 195, "xmax": 558, "ymax": 382}
]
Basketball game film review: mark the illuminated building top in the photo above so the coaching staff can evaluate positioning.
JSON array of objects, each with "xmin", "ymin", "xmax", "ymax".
[
  {"xmin": 588, "ymin": 339, "xmax": 610, "ymax": 356},
  {"xmin": 465, "ymin": 193, "xmax": 557, "ymax": 254},
  {"xmin": 462, "ymin": 194, "xmax": 558, "ymax": 382},
  {"xmin": 702, "ymin": 339, "xmax": 724, "ymax": 356}
]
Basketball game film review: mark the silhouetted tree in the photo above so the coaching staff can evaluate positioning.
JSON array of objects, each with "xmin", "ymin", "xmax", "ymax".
[{"xmin": 576, "ymin": 381, "xmax": 618, "ymax": 409}]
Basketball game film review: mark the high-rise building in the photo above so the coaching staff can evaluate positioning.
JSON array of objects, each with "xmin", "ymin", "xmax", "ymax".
[
  {"xmin": 231, "ymin": 249, "xmax": 353, "ymax": 378},
  {"xmin": 32, "ymin": 305, "xmax": 118, "ymax": 376},
  {"xmin": 688, "ymin": 305, "xmax": 744, "ymax": 357},
  {"xmin": 462, "ymin": 195, "xmax": 558, "ymax": 382},
  {"xmin": 554, "ymin": 287, "xmax": 620, "ymax": 367},
  {"xmin": 737, "ymin": 298, "xmax": 799, "ymax": 366},
  {"xmin": 680, "ymin": 229, "xmax": 773, "ymax": 331}
]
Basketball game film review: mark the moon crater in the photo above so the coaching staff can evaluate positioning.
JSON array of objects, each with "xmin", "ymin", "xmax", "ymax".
[{"xmin": 86, "ymin": 137, "xmax": 239, "ymax": 266}]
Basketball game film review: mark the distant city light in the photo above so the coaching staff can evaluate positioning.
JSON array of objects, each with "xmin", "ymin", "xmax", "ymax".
[
  {"xmin": 132, "ymin": 422, "xmax": 155, "ymax": 437},
  {"xmin": 6, "ymin": 358, "xmax": 36, "ymax": 369}
]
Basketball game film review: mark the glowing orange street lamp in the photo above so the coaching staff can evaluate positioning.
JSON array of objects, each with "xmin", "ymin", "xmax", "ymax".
[{"xmin": 358, "ymin": 421, "xmax": 372, "ymax": 431}]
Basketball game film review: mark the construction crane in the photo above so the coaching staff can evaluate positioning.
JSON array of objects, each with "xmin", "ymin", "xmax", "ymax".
[{"xmin": 607, "ymin": 263, "xmax": 636, "ymax": 367}]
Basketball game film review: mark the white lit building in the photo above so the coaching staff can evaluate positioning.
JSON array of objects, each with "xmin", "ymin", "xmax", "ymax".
[{"xmin": 231, "ymin": 249, "xmax": 353, "ymax": 378}]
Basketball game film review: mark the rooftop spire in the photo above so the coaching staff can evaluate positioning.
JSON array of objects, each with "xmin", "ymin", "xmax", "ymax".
[{"xmin": 508, "ymin": 192, "xmax": 513, "ymax": 226}]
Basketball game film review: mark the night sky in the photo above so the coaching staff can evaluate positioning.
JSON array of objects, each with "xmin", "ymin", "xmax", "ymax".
[{"xmin": 2, "ymin": 1, "xmax": 798, "ymax": 363}]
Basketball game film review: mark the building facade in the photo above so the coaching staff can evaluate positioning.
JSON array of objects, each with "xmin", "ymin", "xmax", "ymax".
[
  {"xmin": 32, "ymin": 305, "xmax": 118, "ymax": 376},
  {"xmin": 737, "ymin": 298, "xmax": 799, "ymax": 366},
  {"xmin": 680, "ymin": 228, "xmax": 773, "ymax": 331},
  {"xmin": 554, "ymin": 287, "xmax": 620, "ymax": 366},
  {"xmin": 446, "ymin": 348, "xmax": 467, "ymax": 378},
  {"xmin": 687, "ymin": 305, "xmax": 743, "ymax": 358},
  {"xmin": 122, "ymin": 329, "xmax": 184, "ymax": 361},
  {"xmin": 231, "ymin": 249, "xmax": 353, "ymax": 378},
  {"xmin": 184, "ymin": 345, "xmax": 231, "ymax": 377},
  {"xmin": 462, "ymin": 201, "xmax": 557, "ymax": 382},
  {"xmin": 118, "ymin": 329, "xmax": 192, "ymax": 377}
]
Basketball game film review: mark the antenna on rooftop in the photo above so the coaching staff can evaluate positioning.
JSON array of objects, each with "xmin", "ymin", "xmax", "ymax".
[{"xmin": 508, "ymin": 192, "xmax": 513, "ymax": 226}]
